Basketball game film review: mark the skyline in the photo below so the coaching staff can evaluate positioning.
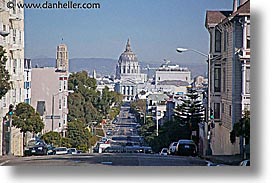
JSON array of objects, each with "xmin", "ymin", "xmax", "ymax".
[{"xmin": 25, "ymin": 0, "xmax": 233, "ymax": 64}]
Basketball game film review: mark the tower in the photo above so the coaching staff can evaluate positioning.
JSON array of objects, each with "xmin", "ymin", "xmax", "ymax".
[{"xmin": 56, "ymin": 44, "xmax": 69, "ymax": 72}]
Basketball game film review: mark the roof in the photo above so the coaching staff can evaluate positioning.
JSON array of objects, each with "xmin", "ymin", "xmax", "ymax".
[
  {"xmin": 205, "ymin": 10, "xmax": 232, "ymax": 28},
  {"xmin": 205, "ymin": 0, "xmax": 250, "ymax": 28},
  {"xmin": 147, "ymin": 93, "xmax": 169, "ymax": 102},
  {"xmin": 158, "ymin": 80, "xmax": 189, "ymax": 86},
  {"xmin": 231, "ymin": 0, "xmax": 250, "ymax": 17}
]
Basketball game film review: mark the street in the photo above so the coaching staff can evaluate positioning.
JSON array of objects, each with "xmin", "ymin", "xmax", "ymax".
[{"xmin": 0, "ymin": 153, "xmax": 209, "ymax": 166}]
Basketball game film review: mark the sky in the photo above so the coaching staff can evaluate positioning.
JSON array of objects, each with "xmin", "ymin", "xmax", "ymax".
[{"xmin": 24, "ymin": 0, "xmax": 233, "ymax": 64}]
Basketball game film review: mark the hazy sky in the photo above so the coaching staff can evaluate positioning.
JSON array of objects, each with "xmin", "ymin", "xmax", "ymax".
[{"xmin": 25, "ymin": 0, "xmax": 233, "ymax": 64}]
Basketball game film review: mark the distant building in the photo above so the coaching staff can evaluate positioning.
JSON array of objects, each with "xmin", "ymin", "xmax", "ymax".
[
  {"xmin": 56, "ymin": 44, "xmax": 69, "ymax": 72},
  {"xmin": 115, "ymin": 39, "xmax": 147, "ymax": 101},
  {"xmin": 155, "ymin": 63, "xmax": 192, "ymax": 85},
  {"xmin": 137, "ymin": 62, "xmax": 191, "ymax": 95},
  {"xmin": 24, "ymin": 59, "xmax": 31, "ymax": 104},
  {"xmin": 31, "ymin": 44, "xmax": 70, "ymax": 136},
  {"xmin": 205, "ymin": 0, "xmax": 250, "ymax": 155},
  {"xmin": 96, "ymin": 76, "xmax": 115, "ymax": 94},
  {"xmin": 146, "ymin": 93, "xmax": 169, "ymax": 135}
]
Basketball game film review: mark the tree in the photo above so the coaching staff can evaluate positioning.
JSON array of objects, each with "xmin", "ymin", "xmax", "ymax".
[
  {"xmin": 230, "ymin": 109, "xmax": 250, "ymax": 145},
  {"xmin": 12, "ymin": 103, "xmax": 44, "ymax": 146},
  {"xmin": 67, "ymin": 120, "xmax": 91, "ymax": 152},
  {"xmin": 174, "ymin": 88, "xmax": 204, "ymax": 145},
  {"xmin": 0, "ymin": 46, "xmax": 11, "ymax": 99},
  {"xmin": 41, "ymin": 131, "xmax": 62, "ymax": 147}
]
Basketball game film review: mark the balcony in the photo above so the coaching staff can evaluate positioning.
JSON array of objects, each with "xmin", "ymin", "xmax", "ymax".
[
  {"xmin": 9, "ymin": 43, "xmax": 23, "ymax": 51},
  {"xmin": 9, "ymin": 12, "xmax": 23, "ymax": 21}
]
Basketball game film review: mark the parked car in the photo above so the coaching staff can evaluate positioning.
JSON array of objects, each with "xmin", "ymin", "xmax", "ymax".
[
  {"xmin": 24, "ymin": 139, "xmax": 48, "ymax": 156},
  {"xmin": 54, "ymin": 147, "xmax": 68, "ymax": 155},
  {"xmin": 67, "ymin": 148, "xmax": 78, "ymax": 154},
  {"xmin": 47, "ymin": 145, "xmax": 56, "ymax": 155},
  {"xmin": 160, "ymin": 148, "xmax": 168, "ymax": 156},
  {"xmin": 175, "ymin": 139, "xmax": 197, "ymax": 156},
  {"xmin": 168, "ymin": 142, "xmax": 178, "ymax": 155},
  {"xmin": 239, "ymin": 159, "xmax": 250, "ymax": 166}
]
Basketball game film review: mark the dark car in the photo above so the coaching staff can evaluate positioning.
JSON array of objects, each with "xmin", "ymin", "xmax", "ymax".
[
  {"xmin": 24, "ymin": 139, "xmax": 48, "ymax": 156},
  {"xmin": 175, "ymin": 139, "xmax": 197, "ymax": 156},
  {"xmin": 47, "ymin": 144, "xmax": 56, "ymax": 155}
]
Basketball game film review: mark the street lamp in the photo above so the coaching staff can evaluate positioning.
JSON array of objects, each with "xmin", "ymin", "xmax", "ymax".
[
  {"xmin": 51, "ymin": 90, "xmax": 74, "ymax": 132},
  {"xmin": 176, "ymin": 47, "xmax": 213, "ymax": 155}
]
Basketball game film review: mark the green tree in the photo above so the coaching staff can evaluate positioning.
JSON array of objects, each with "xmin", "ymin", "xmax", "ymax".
[
  {"xmin": 0, "ymin": 46, "xmax": 11, "ymax": 99},
  {"xmin": 67, "ymin": 120, "xmax": 91, "ymax": 152},
  {"xmin": 230, "ymin": 109, "xmax": 250, "ymax": 145},
  {"xmin": 12, "ymin": 103, "xmax": 44, "ymax": 146},
  {"xmin": 174, "ymin": 88, "xmax": 204, "ymax": 145},
  {"xmin": 41, "ymin": 131, "xmax": 62, "ymax": 147}
]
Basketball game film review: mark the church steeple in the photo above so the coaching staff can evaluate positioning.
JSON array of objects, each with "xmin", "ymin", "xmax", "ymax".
[{"xmin": 125, "ymin": 38, "xmax": 132, "ymax": 52}]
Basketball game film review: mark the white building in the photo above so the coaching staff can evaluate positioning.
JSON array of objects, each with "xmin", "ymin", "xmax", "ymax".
[
  {"xmin": 146, "ymin": 93, "xmax": 169, "ymax": 136},
  {"xmin": 115, "ymin": 39, "xmax": 147, "ymax": 101},
  {"xmin": 155, "ymin": 63, "xmax": 192, "ymax": 85},
  {"xmin": 0, "ymin": 0, "xmax": 25, "ymax": 156},
  {"xmin": 31, "ymin": 44, "xmax": 69, "ymax": 136},
  {"xmin": 24, "ymin": 59, "xmax": 31, "ymax": 104}
]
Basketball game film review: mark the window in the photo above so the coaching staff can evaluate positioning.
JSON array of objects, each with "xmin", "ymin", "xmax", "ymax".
[
  {"xmin": 214, "ymin": 103, "xmax": 220, "ymax": 119},
  {"xmin": 229, "ymin": 105, "xmax": 232, "ymax": 116},
  {"xmin": 246, "ymin": 23, "xmax": 250, "ymax": 49},
  {"xmin": 222, "ymin": 103, "xmax": 224, "ymax": 113},
  {"xmin": 223, "ymin": 30, "xmax": 227, "ymax": 51},
  {"xmin": 215, "ymin": 29, "xmax": 221, "ymax": 52},
  {"xmin": 63, "ymin": 97, "xmax": 66, "ymax": 108},
  {"xmin": 13, "ymin": 59, "xmax": 17, "ymax": 73},
  {"xmin": 24, "ymin": 82, "xmax": 30, "ymax": 89},
  {"xmin": 59, "ymin": 81, "xmax": 62, "ymax": 91},
  {"xmin": 246, "ymin": 67, "xmax": 250, "ymax": 94},
  {"xmin": 13, "ymin": 29, "xmax": 16, "ymax": 44},
  {"xmin": 214, "ymin": 67, "xmax": 221, "ymax": 92},
  {"xmin": 223, "ymin": 67, "xmax": 226, "ymax": 92},
  {"xmin": 59, "ymin": 99, "xmax": 62, "ymax": 109},
  {"xmin": 63, "ymin": 80, "xmax": 67, "ymax": 90}
]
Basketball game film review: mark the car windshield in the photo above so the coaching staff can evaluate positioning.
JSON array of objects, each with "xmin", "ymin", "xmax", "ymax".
[
  {"xmin": 27, "ymin": 140, "xmax": 43, "ymax": 146},
  {"xmin": 162, "ymin": 149, "xmax": 167, "ymax": 153},
  {"xmin": 173, "ymin": 142, "xmax": 177, "ymax": 146}
]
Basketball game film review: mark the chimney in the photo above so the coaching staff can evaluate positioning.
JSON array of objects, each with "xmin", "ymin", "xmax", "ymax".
[{"xmin": 233, "ymin": 0, "xmax": 238, "ymax": 13}]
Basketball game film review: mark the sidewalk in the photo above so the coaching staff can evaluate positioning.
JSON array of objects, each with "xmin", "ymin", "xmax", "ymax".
[
  {"xmin": 0, "ymin": 155, "xmax": 14, "ymax": 165},
  {"xmin": 200, "ymin": 154, "xmax": 243, "ymax": 165}
]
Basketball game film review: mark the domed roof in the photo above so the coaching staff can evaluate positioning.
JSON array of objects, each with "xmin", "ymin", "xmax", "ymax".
[{"xmin": 118, "ymin": 39, "xmax": 138, "ymax": 63}]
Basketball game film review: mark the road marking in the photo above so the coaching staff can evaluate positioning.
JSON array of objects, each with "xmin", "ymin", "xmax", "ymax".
[{"xmin": 0, "ymin": 160, "xmax": 10, "ymax": 166}]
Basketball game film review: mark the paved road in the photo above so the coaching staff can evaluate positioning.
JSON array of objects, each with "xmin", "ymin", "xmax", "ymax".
[{"xmin": 0, "ymin": 153, "xmax": 209, "ymax": 166}]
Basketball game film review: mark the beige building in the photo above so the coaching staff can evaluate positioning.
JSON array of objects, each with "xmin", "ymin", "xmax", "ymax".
[
  {"xmin": 31, "ymin": 44, "xmax": 69, "ymax": 136},
  {"xmin": 0, "ymin": 0, "xmax": 25, "ymax": 156},
  {"xmin": 205, "ymin": 0, "xmax": 250, "ymax": 155}
]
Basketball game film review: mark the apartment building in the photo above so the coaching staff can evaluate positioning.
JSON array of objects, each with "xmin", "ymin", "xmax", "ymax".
[
  {"xmin": 0, "ymin": 0, "xmax": 25, "ymax": 156},
  {"xmin": 205, "ymin": 0, "xmax": 250, "ymax": 155}
]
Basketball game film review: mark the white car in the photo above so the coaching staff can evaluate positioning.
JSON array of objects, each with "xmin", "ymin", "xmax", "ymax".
[
  {"xmin": 54, "ymin": 147, "xmax": 68, "ymax": 155},
  {"xmin": 67, "ymin": 148, "xmax": 78, "ymax": 154},
  {"xmin": 160, "ymin": 148, "xmax": 168, "ymax": 156}
]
